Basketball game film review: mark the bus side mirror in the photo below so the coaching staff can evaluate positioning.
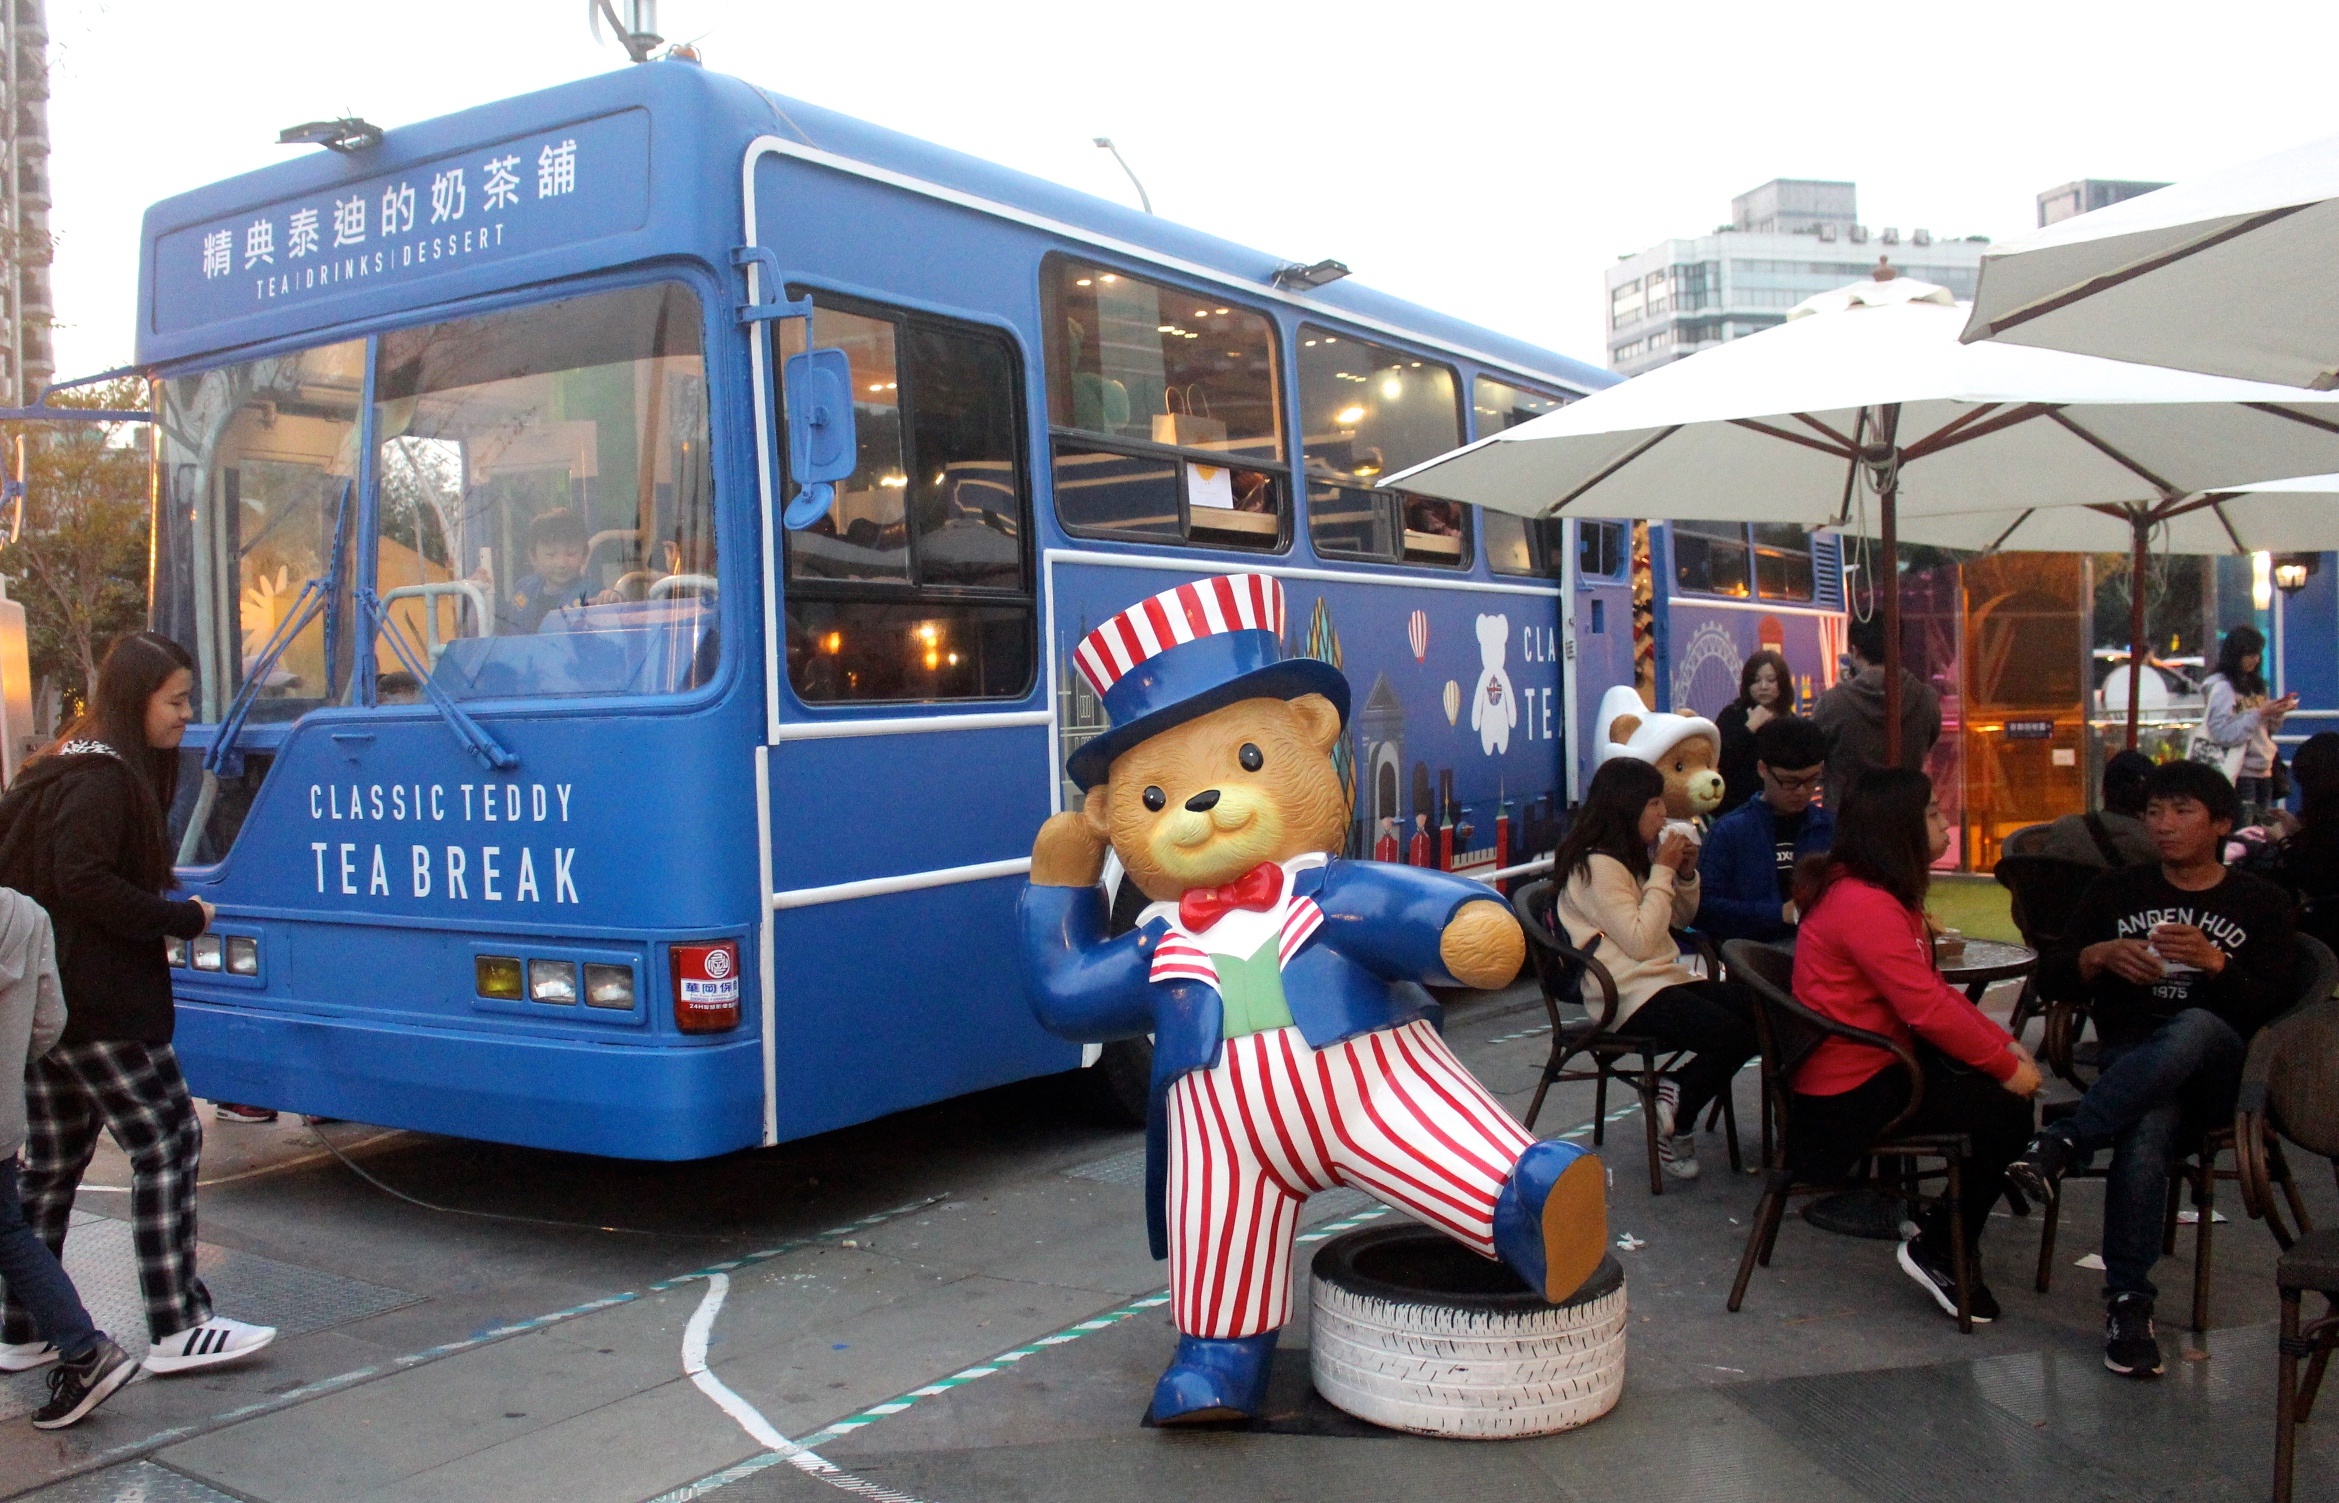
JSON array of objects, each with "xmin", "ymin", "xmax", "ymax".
[{"xmin": 783, "ymin": 348, "xmax": 857, "ymax": 531}]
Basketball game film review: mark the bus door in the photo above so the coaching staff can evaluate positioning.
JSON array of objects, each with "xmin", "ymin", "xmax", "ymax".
[
  {"xmin": 1568, "ymin": 518, "xmax": 1637, "ymax": 799},
  {"xmin": 745, "ymin": 261, "xmax": 1071, "ymax": 1143}
]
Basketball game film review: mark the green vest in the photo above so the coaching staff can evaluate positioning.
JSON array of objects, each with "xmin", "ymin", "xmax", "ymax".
[{"xmin": 1212, "ymin": 936, "xmax": 1295, "ymax": 1040}]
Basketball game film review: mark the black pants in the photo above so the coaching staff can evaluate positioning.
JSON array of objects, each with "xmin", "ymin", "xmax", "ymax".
[
  {"xmin": 1629, "ymin": 980, "xmax": 1759, "ymax": 1127},
  {"xmin": 1788, "ymin": 1053, "xmax": 2034, "ymax": 1252}
]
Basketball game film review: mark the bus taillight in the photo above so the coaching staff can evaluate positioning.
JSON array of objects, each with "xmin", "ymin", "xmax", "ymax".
[{"xmin": 671, "ymin": 941, "xmax": 741, "ymax": 1033}]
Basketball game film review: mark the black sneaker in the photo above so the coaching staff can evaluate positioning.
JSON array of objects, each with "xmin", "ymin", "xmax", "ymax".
[
  {"xmin": 2104, "ymin": 1293, "xmax": 2164, "ymax": 1378},
  {"xmin": 1896, "ymin": 1233, "xmax": 1993, "ymax": 1323},
  {"xmin": 30, "ymin": 1339, "xmax": 136, "ymax": 1429},
  {"xmin": 1967, "ymin": 1276, "xmax": 2003, "ymax": 1324},
  {"xmin": 2006, "ymin": 1126, "xmax": 2081, "ymax": 1209}
]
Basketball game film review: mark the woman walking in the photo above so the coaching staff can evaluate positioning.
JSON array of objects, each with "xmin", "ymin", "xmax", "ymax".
[
  {"xmin": 0, "ymin": 633, "xmax": 274, "ymax": 1374},
  {"xmin": 2199, "ymin": 625, "xmax": 2296, "ymax": 822},
  {"xmin": 1715, "ymin": 650, "xmax": 1791, "ymax": 818},
  {"xmin": 1788, "ymin": 768, "xmax": 2040, "ymax": 1322},
  {"xmin": 1550, "ymin": 757, "xmax": 1761, "ymax": 1181}
]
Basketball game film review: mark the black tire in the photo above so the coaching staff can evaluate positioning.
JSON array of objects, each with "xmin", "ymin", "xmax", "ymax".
[
  {"xmin": 1308, "ymin": 1223, "xmax": 1626, "ymax": 1438},
  {"xmin": 1078, "ymin": 1036, "xmax": 1152, "ymax": 1127}
]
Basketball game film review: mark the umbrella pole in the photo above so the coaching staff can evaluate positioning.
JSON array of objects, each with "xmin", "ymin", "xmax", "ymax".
[
  {"xmin": 1877, "ymin": 403, "xmax": 1905, "ymax": 768},
  {"xmin": 2127, "ymin": 518, "xmax": 2149, "ymax": 750}
]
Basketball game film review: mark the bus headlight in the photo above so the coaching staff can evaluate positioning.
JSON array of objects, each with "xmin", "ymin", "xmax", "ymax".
[
  {"xmin": 529, "ymin": 960, "xmax": 578, "ymax": 1004},
  {"xmin": 226, "ymin": 936, "xmax": 260, "ymax": 977},
  {"xmin": 191, "ymin": 936, "xmax": 224, "ymax": 972},
  {"xmin": 475, "ymin": 955, "xmax": 523, "ymax": 999},
  {"xmin": 584, "ymin": 964, "xmax": 634, "ymax": 1010}
]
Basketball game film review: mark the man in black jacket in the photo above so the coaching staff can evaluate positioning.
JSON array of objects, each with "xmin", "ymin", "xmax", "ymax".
[{"xmin": 2009, "ymin": 760, "xmax": 2296, "ymax": 1381}]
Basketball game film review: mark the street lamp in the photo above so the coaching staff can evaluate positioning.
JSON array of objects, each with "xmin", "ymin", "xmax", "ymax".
[{"xmin": 2274, "ymin": 553, "xmax": 2321, "ymax": 595}]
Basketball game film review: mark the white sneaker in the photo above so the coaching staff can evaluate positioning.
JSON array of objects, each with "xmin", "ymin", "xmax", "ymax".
[
  {"xmin": 1658, "ymin": 1131, "xmax": 1702, "ymax": 1180},
  {"xmin": 142, "ymin": 1316, "xmax": 275, "ymax": 1374},
  {"xmin": 0, "ymin": 1340, "xmax": 55, "ymax": 1372},
  {"xmin": 1653, "ymin": 1077, "xmax": 1682, "ymax": 1140}
]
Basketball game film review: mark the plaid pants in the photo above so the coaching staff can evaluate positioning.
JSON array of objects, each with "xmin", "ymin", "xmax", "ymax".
[{"xmin": 3, "ymin": 1041, "xmax": 209, "ymax": 1344}]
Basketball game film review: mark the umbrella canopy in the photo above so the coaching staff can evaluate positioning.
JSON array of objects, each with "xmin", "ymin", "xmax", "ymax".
[
  {"xmin": 1844, "ymin": 475, "xmax": 2339, "ymax": 744},
  {"xmin": 1962, "ymin": 133, "xmax": 2339, "ymax": 387},
  {"xmin": 1384, "ymin": 274, "xmax": 2339, "ymax": 760}
]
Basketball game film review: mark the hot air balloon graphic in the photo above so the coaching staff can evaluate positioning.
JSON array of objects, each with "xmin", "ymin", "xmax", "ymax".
[
  {"xmin": 1442, "ymin": 680, "xmax": 1461, "ymax": 726},
  {"xmin": 1407, "ymin": 610, "xmax": 1428, "ymax": 662}
]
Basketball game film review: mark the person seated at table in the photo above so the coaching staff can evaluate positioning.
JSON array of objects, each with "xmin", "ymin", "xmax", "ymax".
[
  {"xmin": 2034, "ymin": 749, "xmax": 2157, "ymax": 869},
  {"xmin": 1789, "ymin": 768, "xmax": 2041, "ymax": 1324},
  {"xmin": 1697, "ymin": 715, "xmax": 1834, "ymax": 944},
  {"xmin": 2009, "ymin": 759, "xmax": 2297, "ymax": 1380},
  {"xmin": 1552, "ymin": 757, "xmax": 1760, "ymax": 1182}
]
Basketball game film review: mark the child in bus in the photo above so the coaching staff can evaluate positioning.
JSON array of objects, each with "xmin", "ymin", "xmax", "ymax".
[{"xmin": 496, "ymin": 510, "xmax": 596, "ymax": 634}]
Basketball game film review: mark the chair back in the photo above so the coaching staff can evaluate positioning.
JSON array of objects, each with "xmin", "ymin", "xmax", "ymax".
[
  {"xmin": 1511, "ymin": 877, "xmax": 1619, "ymax": 1029},
  {"xmin": 1723, "ymin": 937, "xmax": 1926, "ymax": 1147},
  {"xmin": 2000, "ymin": 822, "xmax": 2053, "ymax": 858},
  {"xmin": 1993, "ymin": 853, "xmax": 2108, "ymax": 955},
  {"xmin": 2260, "ymin": 934, "xmax": 2339, "ymax": 1162}
]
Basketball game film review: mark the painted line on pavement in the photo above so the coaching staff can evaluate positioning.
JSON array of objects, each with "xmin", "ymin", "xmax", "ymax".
[
  {"xmin": 645, "ymin": 1201, "xmax": 1397, "ymax": 1503},
  {"xmin": 40, "ymin": 1196, "xmax": 948, "ymax": 1496}
]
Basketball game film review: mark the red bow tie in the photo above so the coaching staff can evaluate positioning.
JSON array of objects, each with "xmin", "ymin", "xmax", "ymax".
[{"xmin": 1179, "ymin": 862, "xmax": 1285, "ymax": 933}]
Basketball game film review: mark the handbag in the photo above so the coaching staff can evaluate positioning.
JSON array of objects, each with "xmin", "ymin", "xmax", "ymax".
[
  {"xmin": 1152, "ymin": 385, "xmax": 1227, "ymax": 449},
  {"xmin": 2185, "ymin": 721, "xmax": 2249, "ymax": 782}
]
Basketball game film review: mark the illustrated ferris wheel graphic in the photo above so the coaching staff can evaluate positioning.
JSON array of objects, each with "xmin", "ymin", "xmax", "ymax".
[{"xmin": 1671, "ymin": 621, "xmax": 1744, "ymax": 715}]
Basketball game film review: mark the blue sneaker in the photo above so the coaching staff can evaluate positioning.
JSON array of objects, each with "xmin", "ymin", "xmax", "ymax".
[
  {"xmin": 1148, "ymin": 1331, "xmax": 1278, "ymax": 1424},
  {"xmin": 1494, "ymin": 1139, "xmax": 1608, "ymax": 1303}
]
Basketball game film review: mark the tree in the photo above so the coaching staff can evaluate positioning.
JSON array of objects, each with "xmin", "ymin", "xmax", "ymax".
[{"xmin": 0, "ymin": 378, "xmax": 151, "ymax": 717}]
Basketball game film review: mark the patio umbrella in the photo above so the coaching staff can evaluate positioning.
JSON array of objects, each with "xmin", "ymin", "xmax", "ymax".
[
  {"xmin": 1962, "ymin": 133, "xmax": 2339, "ymax": 387},
  {"xmin": 1844, "ymin": 474, "xmax": 2339, "ymax": 745},
  {"xmin": 1381, "ymin": 268, "xmax": 2339, "ymax": 761}
]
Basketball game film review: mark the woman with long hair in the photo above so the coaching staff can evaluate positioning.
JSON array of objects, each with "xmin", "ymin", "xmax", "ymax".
[
  {"xmin": 2200, "ymin": 625, "xmax": 2297, "ymax": 821},
  {"xmin": 1714, "ymin": 649, "xmax": 1791, "ymax": 818},
  {"xmin": 1788, "ymin": 767, "xmax": 2040, "ymax": 1323},
  {"xmin": 1549, "ymin": 757, "xmax": 1758, "ymax": 1181},
  {"xmin": 0, "ymin": 633, "xmax": 276, "ymax": 1375}
]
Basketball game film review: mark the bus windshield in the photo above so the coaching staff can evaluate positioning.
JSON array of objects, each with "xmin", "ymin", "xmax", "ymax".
[{"xmin": 153, "ymin": 280, "xmax": 716, "ymax": 726}]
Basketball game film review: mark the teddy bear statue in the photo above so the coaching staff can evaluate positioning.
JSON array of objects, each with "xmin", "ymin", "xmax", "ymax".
[
  {"xmin": 1593, "ymin": 684, "xmax": 1724, "ymax": 844},
  {"xmin": 1020, "ymin": 575, "xmax": 1607, "ymax": 1426}
]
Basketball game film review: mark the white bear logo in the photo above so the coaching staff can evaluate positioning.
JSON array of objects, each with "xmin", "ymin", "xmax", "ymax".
[{"xmin": 1470, "ymin": 613, "xmax": 1518, "ymax": 755}]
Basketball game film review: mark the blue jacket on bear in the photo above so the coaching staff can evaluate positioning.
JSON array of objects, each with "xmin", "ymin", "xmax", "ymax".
[
  {"xmin": 1019, "ymin": 859, "xmax": 1483, "ymax": 1258},
  {"xmin": 1695, "ymin": 796, "xmax": 1836, "ymax": 943}
]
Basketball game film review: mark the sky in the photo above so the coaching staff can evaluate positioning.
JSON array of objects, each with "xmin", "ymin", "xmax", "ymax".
[{"xmin": 40, "ymin": 1, "xmax": 2339, "ymax": 381}]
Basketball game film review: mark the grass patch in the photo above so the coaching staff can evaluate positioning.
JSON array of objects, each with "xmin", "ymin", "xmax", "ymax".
[{"xmin": 1927, "ymin": 873, "xmax": 2020, "ymax": 944}]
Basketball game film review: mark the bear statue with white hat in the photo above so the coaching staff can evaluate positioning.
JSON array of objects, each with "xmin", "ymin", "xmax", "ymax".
[
  {"xmin": 1594, "ymin": 684, "xmax": 1725, "ymax": 843},
  {"xmin": 1021, "ymin": 574, "xmax": 1609, "ymax": 1425}
]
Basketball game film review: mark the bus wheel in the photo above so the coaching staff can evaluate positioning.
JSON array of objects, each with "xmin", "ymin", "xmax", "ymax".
[
  {"xmin": 1308, "ymin": 1223, "xmax": 1625, "ymax": 1438},
  {"xmin": 1079, "ymin": 1037, "xmax": 1151, "ymax": 1127}
]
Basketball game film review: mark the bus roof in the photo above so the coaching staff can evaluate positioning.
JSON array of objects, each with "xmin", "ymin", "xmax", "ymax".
[{"xmin": 137, "ymin": 60, "xmax": 1616, "ymax": 394}]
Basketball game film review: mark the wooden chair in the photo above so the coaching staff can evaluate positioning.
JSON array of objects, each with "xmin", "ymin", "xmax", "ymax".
[
  {"xmin": 2230, "ymin": 963, "xmax": 2339, "ymax": 1502},
  {"xmin": 1993, "ymin": 852, "xmax": 2112, "ymax": 1044},
  {"xmin": 1721, "ymin": 938, "xmax": 1979, "ymax": 1333},
  {"xmin": 1510, "ymin": 878, "xmax": 1742, "ymax": 1197},
  {"xmin": 2035, "ymin": 933, "xmax": 2336, "ymax": 1332}
]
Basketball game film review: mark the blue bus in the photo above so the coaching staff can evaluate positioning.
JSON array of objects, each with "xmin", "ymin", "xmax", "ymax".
[{"xmin": 131, "ymin": 58, "xmax": 1657, "ymax": 1159}]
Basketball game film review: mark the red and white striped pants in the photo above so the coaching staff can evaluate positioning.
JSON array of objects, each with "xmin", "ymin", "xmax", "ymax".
[{"xmin": 1166, "ymin": 1018, "xmax": 1537, "ymax": 1339}]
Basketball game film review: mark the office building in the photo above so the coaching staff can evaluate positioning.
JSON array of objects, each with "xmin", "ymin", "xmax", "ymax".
[
  {"xmin": 2036, "ymin": 178, "xmax": 2167, "ymax": 227},
  {"xmin": 1604, "ymin": 178, "xmax": 1989, "ymax": 376},
  {"xmin": 0, "ymin": 0, "xmax": 48, "ymax": 405}
]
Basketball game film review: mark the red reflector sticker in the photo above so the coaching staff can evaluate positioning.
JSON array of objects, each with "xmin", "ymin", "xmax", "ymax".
[{"xmin": 672, "ymin": 942, "xmax": 742, "ymax": 1031}]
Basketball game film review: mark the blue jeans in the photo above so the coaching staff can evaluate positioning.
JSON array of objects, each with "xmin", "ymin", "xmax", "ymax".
[
  {"xmin": 2064, "ymin": 1008, "xmax": 2246, "ymax": 1299},
  {"xmin": 0, "ymin": 1157, "xmax": 98, "ymax": 1359}
]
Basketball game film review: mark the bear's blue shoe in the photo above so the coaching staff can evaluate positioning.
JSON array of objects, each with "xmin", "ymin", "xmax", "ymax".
[
  {"xmin": 1147, "ymin": 1332, "xmax": 1278, "ymax": 1424},
  {"xmin": 1494, "ymin": 1139, "xmax": 1608, "ymax": 1303}
]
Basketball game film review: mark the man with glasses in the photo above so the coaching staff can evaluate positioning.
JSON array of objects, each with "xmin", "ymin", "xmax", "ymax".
[{"xmin": 1696, "ymin": 716, "xmax": 1835, "ymax": 943}]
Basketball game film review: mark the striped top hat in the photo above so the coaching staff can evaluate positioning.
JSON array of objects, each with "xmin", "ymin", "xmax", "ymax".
[{"xmin": 1066, "ymin": 574, "xmax": 1350, "ymax": 790}]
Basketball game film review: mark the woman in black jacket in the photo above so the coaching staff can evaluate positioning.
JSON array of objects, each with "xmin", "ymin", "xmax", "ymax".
[
  {"xmin": 1714, "ymin": 650, "xmax": 1791, "ymax": 818},
  {"xmin": 0, "ymin": 633, "xmax": 276, "ymax": 1375}
]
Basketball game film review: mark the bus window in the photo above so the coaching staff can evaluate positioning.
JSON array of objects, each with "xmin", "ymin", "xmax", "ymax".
[
  {"xmin": 1471, "ymin": 376, "xmax": 1564, "ymax": 435},
  {"xmin": 371, "ymin": 281, "xmax": 715, "ymax": 701},
  {"xmin": 1299, "ymin": 328, "xmax": 1467, "ymax": 567},
  {"xmin": 1485, "ymin": 513, "xmax": 1569, "ymax": 578},
  {"xmin": 1752, "ymin": 522, "xmax": 1816, "ymax": 601},
  {"xmin": 1043, "ymin": 258, "xmax": 1286, "ymax": 550},
  {"xmin": 1579, "ymin": 519, "xmax": 1627, "ymax": 578},
  {"xmin": 782, "ymin": 299, "xmax": 1032, "ymax": 703},
  {"xmin": 153, "ymin": 340, "xmax": 367, "ymax": 725},
  {"xmin": 1671, "ymin": 519, "xmax": 1753, "ymax": 597}
]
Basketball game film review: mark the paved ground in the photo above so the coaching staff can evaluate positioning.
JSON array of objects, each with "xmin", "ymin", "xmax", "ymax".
[{"xmin": 0, "ymin": 974, "xmax": 2330, "ymax": 1502}]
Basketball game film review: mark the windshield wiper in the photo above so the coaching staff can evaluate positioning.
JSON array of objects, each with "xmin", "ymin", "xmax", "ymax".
[{"xmin": 357, "ymin": 587, "xmax": 517, "ymax": 773}]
